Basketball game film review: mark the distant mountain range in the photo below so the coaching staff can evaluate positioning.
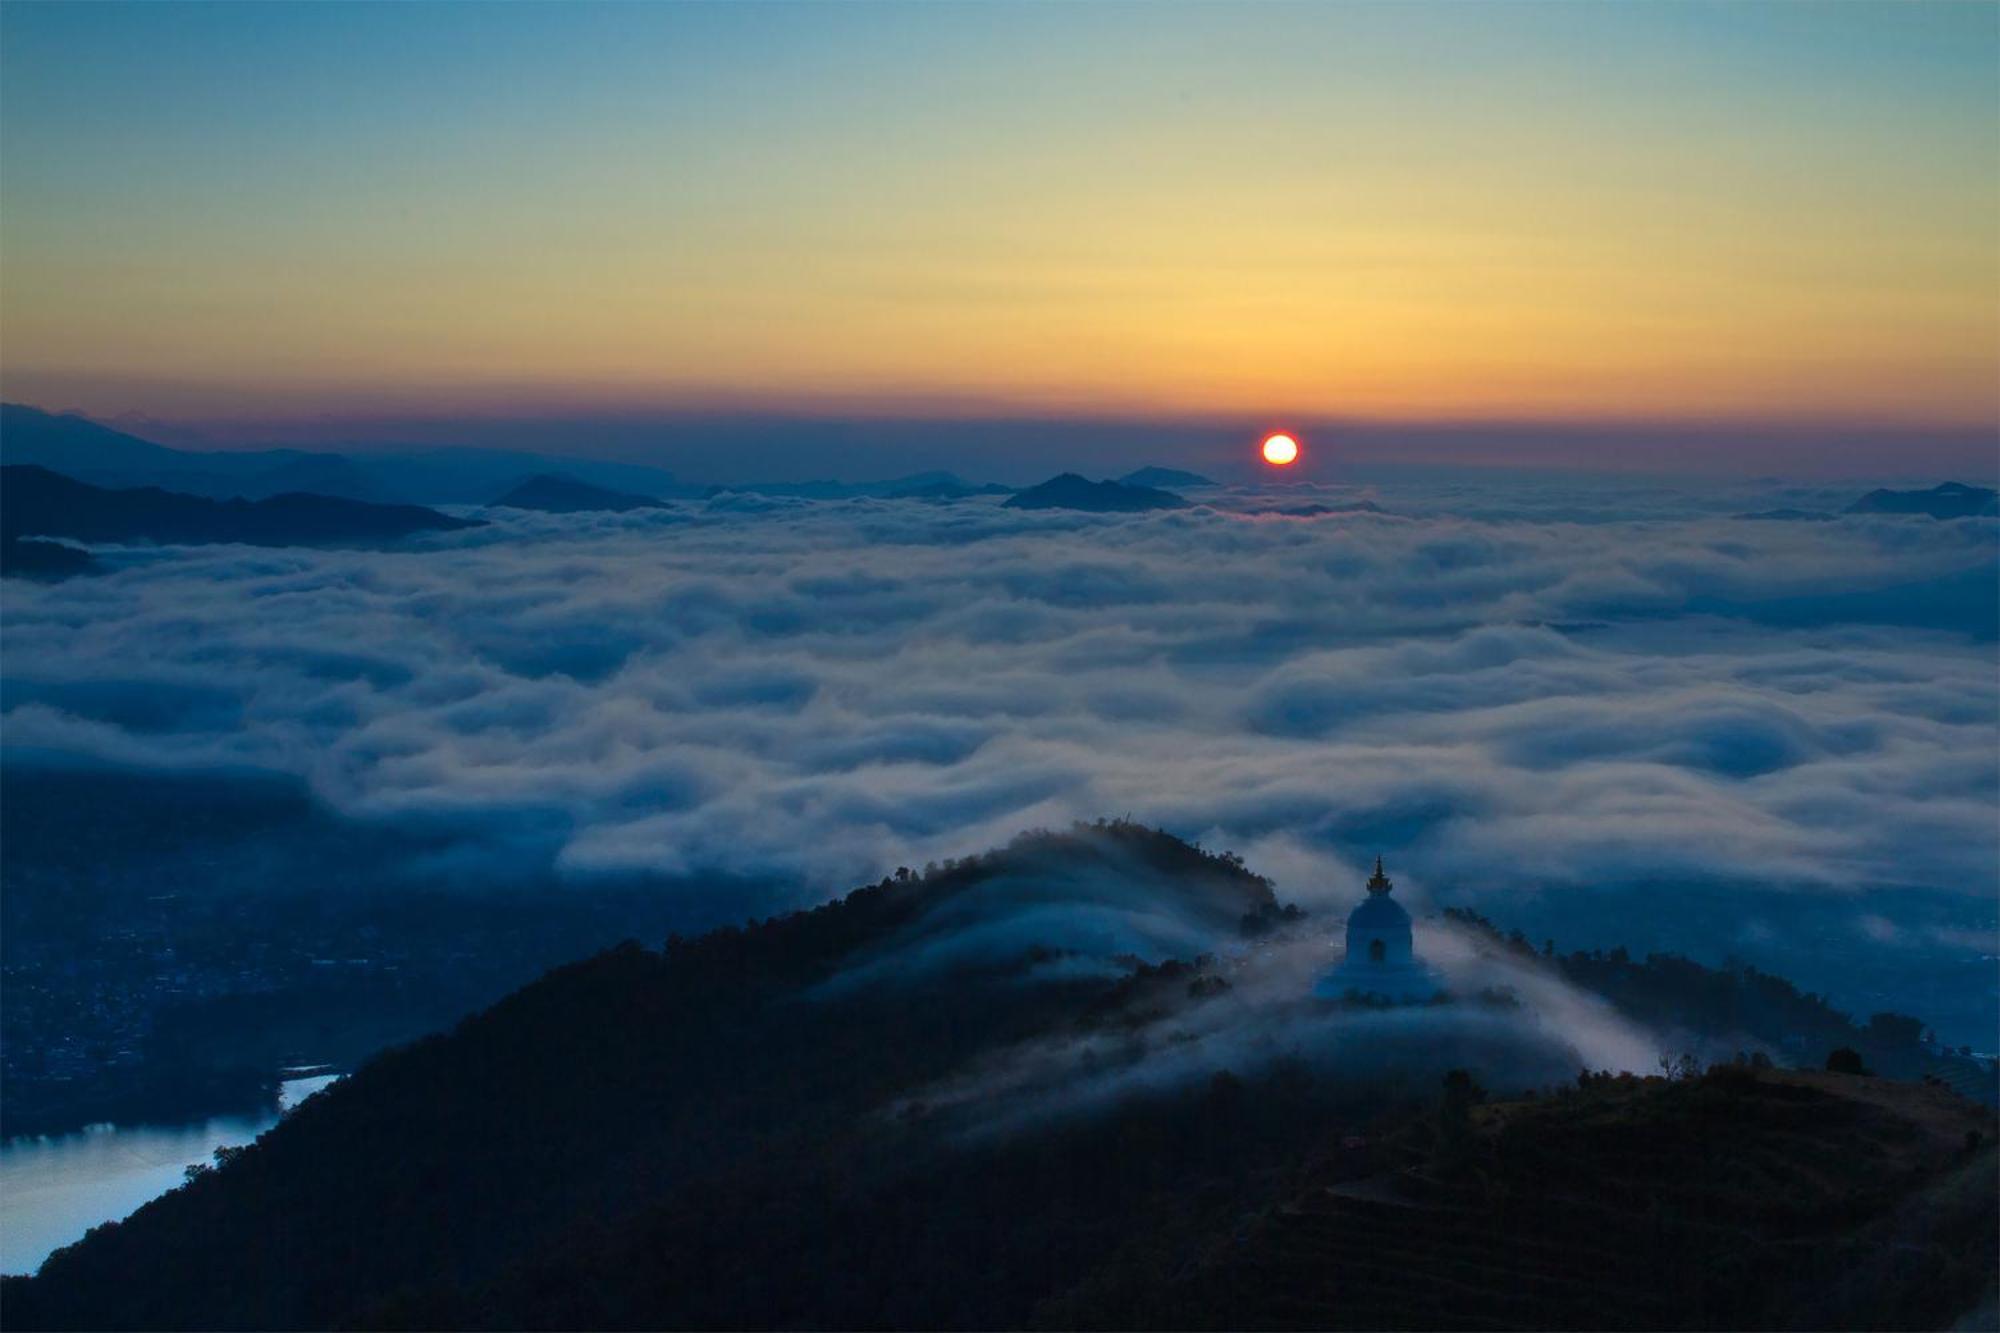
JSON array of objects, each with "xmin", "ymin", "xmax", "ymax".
[
  {"xmin": 0, "ymin": 464, "xmax": 481, "ymax": 552},
  {"xmin": 1120, "ymin": 466, "xmax": 1215, "ymax": 488},
  {"xmin": 3, "ymin": 823, "xmax": 1987, "ymax": 1330},
  {"xmin": 489, "ymin": 473, "xmax": 669, "ymax": 513},
  {"xmin": 704, "ymin": 471, "xmax": 1013, "ymax": 501},
  {"xmin": 1847, "ymin": 481, "xmax": 1998, "ymax": 519},
  {"xmin": 884, "ymin": 477, "xmax": 1016, "ymax": 501},
  {"xmin": 1247, "ymin": 500, "xmax": 1384, "ymax": 517},
  {"xmin": 11, "ymin": 403, "xmax": 1990, "ymax": 526},
  {"xmin": 3, "ymin": 405, "xmax": 1027, "ymax": 506},
  {"xmin": 1732, "ymin": 508, "xmax": 1839, "ymax": 523},
  {"xmin": 0, "ymin": 404, "xmax": 679, "ymax": 506},
  {"xmin": 1004, "ymin": 472, "xmax": 1191, "ymax": 512},
  {"xmin": 1730, "ymin": 482, "xmax": 1999, "ymax": 524}
]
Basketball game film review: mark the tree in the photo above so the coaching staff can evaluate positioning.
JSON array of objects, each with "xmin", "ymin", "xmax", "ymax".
[
  {"xmin": 1825, "ymin": 1046, "xmax": 1869, "ymax": 1076},
  {"xmin": 1864, "ymin": 1012, "xmax": 1923, "ymax": 1048},
  {"xmin": 1658, "ymin": 1052, "xmax": 1701, "ymax": 1081},
  {"xmin": 1436, "ymin": 1068, "xmax": 1487, "ymax": 1165}
]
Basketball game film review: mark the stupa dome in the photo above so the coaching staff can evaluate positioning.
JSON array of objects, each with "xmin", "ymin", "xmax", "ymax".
[
  {"xmin": 1312, "ymin": 856, "xmax": 1442, "ymax": 1005},
  {"xmin": 1345, "ymin": 893, "xmax": 1411, "ymax": 932}
]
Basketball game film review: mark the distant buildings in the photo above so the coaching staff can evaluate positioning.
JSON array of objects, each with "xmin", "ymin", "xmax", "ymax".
[{"xmin": 1313, "ymin": 856, "xmax": 1443, "ymax": 1004}]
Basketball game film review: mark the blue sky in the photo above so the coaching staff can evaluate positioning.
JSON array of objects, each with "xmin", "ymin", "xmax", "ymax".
[{"xmin": 2, "ymin": 2, "xmax": 1995, "ymax": 474}]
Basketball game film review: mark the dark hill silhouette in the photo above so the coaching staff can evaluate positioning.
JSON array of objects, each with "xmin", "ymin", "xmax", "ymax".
[
  {"xmin": 1122, "ymin": 1067, "xmax": 1995, "ymax": 1331},
  {"xmin": 0, "ymin": 536, "xmax": 98, "ymax": 580},
  {"xmin": 1249, "ymin": 500, "xmax": 1383, "ymax": 517},
  {"xmin": 1120, "ymin": 465, "xmax": 1214, "ymax": 488},
  {"xmin": 0, "ymin": 823, "xmax": 1285, "ymax": 1327},
  {"xmin": 0, "ymin": 404, "xmax": 380, "ymax": 500},
  {"xmin": 1846, "ymin": 481, "xmax": 1998, "ymax": 519},
  {"xmin": 1120, "ymin": 466, "xmax": 1208, "ymax": 488},
  {"xmin": 3, "ymin": 823, "xmax": 1985, "ymax": 1330},
  {"xmin": 1733, "ymin": 507, "xmax": 1837, "ymax": 522},
  {"xmin": 230, "ymin": 452, "xmax": 384, "ymax": 502},
  {"xmin": 1004, "ymin": 472, "xmax": 1189, "ymax": 512},
  {"xmin": 704, "ymin": 472, "xmax": 1012, "ymax": 501},
  {"xmin": 1, "ymin": 403, "xmax": 680, "ymax": 504},
  {"xmin": 0, "ymin": 403, "xmax": 186, "ymax": 472},
  {"xmin": 885, "ymin": 478, "xmax": 1015, "ymax": 500},
  {"xmin": 490, "ymin": 473, "xmax": 667, "ymax": 513},
  {"xmin": 0, "ymin": 465, "xmax": 481, "ymax": 548},
  {"xmin": 1443, "ymin": 907, "xmax": 1995, "ymax": 1099}
]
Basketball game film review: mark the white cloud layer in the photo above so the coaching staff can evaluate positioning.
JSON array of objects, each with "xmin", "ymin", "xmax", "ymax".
[{"xmin": 3, "ymin": 479, "xmax": 1996, "ymax": 1034}]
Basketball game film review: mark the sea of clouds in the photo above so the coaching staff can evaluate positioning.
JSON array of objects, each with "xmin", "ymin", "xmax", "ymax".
[{"xmin": 3, "ymin": 473, "xmax": 1995, "ymax": 1037}]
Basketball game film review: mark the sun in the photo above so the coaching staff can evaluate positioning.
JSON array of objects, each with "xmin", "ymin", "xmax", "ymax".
[{"xmin": 1261, "ymin": 432, "xmax": 1299, "ymax": 466}]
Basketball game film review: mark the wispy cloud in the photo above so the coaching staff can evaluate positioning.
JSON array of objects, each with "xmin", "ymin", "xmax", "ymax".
[{"xmin": 3, "ymin": 485, "xmax": 1994, "ymax": 1029}]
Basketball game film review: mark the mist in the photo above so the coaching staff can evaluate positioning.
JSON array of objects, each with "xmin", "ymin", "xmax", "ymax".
[
  {"xmin": 3, "ymin": 476, "xmax": 1995, "ymax": 1041},
  {"xmin": 874, "ymin": 887, "xmax": 1671, "ymax": 1137}
]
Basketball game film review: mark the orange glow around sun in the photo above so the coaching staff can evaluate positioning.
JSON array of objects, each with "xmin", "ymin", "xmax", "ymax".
[{"xmin": 1261, "ymin": 433, "xmax": 1299, "ymax": 466}]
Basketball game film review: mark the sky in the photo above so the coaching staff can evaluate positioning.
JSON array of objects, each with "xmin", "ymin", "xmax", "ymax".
[{"xmin": 2, "ymin": 2, "xmax": 1996, "ymax": 472}]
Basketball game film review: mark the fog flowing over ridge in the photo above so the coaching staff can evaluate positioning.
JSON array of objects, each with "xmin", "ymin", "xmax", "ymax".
[
  {"xmin": 888, "ymin": 915, "xmax": 1669, "ymax": 1139},
  {"xmin": 3, "ymin": 475, "xmax": 1995, "ymax": 1037}
]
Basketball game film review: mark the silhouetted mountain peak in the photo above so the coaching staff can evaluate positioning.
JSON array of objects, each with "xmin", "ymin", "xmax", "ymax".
[
  {"xmin": 4, "ymin": 821, "xmax": 1985, "ymax": 1331},
  {"xmin": 884, "ymin": 477, "xmax": 1015, "ymax": 500},
  {"xmin": 1733, "ymin": 508, "xmax": 1837, "ymax": 522},
  {"xmin": 2, "ymin": 404, "xmax": 681, "ymax": 505},
  {"xmin": 1120, "ymin": 466, "xmax": 1215, "ymax": 489},
  {"xmin": 2, "ymin": 403, "xmax": 185, "ymax": 472},
  {"xmin": 1004, "ymin": 473, "xmax": 1190, "ymax": 512},
  {"xmin": 701, "ymin": 473, "xmax": 1013, "ymax": 501},
  {"xmin": 490, "ymin": 473, "xmax": 667, "ymax": 513},
  {"xmin": 0, "ymin": 464, "xmax": 482, "ymax": 549},
  {"xmin": 1846, "ymin": 482, "xmax": 1998, "ymax": 519},
  {"xmin": 1247, "ymin": 500, "xmax": 1383, "ymax": 517}
]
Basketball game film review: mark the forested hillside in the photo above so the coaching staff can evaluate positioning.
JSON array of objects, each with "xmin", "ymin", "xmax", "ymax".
[{"xmin": 6, "ymin": 824, "xmax": 1989, "ymax": 1330}]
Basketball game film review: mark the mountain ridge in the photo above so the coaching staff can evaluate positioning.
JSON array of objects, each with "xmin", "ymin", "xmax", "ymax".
[
  {"xmin": 1120, "ymin": 466, "xmax": 1215, "ymax": 489},
  {"xmin": 1, "ymin": 403, "xmax": 678, "ymax": 505},
  {"xmin": 489, "ymin": 473, "xmax": 669, "ymax": 513},
  {"xmin": 4, "ymin": 823, "xmax": 1986, "ymax": 1330},
  {"xmin": 1004, "ymin": 473, "xmax": 1190, "ymax": 513},
  {"xmin": 1846, "ymin": 481, "xmax": 1998, "ymax": 519},
  {"xmin": 0, "ymin": 464, "xmax": 481, "ymax": 550}
]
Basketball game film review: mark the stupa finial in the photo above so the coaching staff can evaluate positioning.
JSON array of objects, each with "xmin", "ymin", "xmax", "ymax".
[{"xmin": 1366, "ymin": 855, "xmax": 1393, "ymax": 895}]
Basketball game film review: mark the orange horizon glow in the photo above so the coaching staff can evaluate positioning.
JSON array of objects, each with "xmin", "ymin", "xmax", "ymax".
[{"xmin": 2, "ymin": 5, "xmax": 1994, "ymax": 438}]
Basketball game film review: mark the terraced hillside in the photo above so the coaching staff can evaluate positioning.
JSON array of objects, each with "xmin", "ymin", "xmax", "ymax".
[
  {"xmin": 1139, "ymin": 1069, "xmax": 1997, "ymax": 1331},
  {"xmin": 5, "ymin": 822, "xmax": 1990, "ymax": 1330}
]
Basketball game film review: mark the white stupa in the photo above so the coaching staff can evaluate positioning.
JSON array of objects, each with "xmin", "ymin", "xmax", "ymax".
[{"xmin": 1312, "ymin": 856, "xmax": 1443, "ymax": 1004}]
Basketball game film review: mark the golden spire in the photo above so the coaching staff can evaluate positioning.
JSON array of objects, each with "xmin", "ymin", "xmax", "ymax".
[{"xmin": 1366, "ymin": 855, "xmax": 1393, "ymax": 895}]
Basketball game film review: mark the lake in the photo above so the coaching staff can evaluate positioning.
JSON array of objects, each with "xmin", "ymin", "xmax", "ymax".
[{"xmin": 0, "ymin": 1073, "xmax": 338, "ymax": 1276}]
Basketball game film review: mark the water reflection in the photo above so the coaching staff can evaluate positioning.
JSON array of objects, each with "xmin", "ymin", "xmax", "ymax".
[{"xmin": 0, "ymin": 1073, "xmax": 337, "ymax": 1276}]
